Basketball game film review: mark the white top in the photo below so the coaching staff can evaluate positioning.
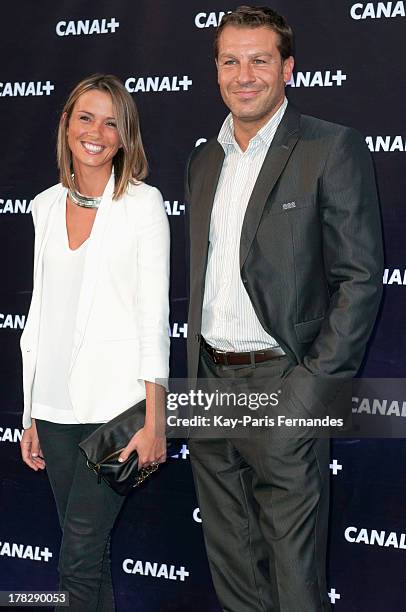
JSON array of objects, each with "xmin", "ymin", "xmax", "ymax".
[
  {"xmin": 31, "ymin": 194, "xmax": 88, "ymax": 424},
  {"xmin": 21, "ymin": 176, "xmax": 170, "ymax": 430},
  {"xmin": 201, "ymin": 98, "xmax": 288, "ymax": 352}
]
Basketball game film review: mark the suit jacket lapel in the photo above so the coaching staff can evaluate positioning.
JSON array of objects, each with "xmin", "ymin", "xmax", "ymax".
[
  {"xmin": 192, "ymin": 142, "xmax": 225, "ymax": 298},
  {"xmin": 239, "ymin": 105, "xmax": 301, "ymax": 268},
  {"xmin": 24, "ymin": 186, "xmax": 64, "ymax": 353},
  {"xmin": 70, "ymin": 173, "xmax": 115, "ymax": 369},
  {"xmin": 33, "ymin": 186, "xmax": 65, "ymax": 282}
]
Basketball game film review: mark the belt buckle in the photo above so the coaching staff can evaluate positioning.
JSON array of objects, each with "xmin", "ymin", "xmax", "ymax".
[
  {"xmin": 213, "ymin": 348, "xmax": 227, "ymax": 365},
  {"xmin": 254, "ymin": 350, "xmax": 265, "ymax": 363}
]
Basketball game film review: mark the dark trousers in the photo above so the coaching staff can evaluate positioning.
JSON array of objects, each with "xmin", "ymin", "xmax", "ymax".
[
  {"xmin": 189, "ymin": 348, "xmax": 331, "ymax": 612},
  {"xmin": 36, "ymin": 420, "xmax": 126, "ymax": 612}
]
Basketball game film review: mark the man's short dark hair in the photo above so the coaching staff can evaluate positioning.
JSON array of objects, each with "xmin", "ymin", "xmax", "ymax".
[{"xmin": 214, "ymin": 5, "xmax": 294, "ymax": 61}]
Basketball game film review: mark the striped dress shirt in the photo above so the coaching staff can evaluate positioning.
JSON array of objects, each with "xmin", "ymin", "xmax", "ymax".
[{"xmin": 201, "ymin": 98, "xmax": 288, "ymax": 352}]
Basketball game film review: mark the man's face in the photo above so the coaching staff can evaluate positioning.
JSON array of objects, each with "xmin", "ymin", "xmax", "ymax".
[{"xmin": 216, "ymin": 26, "xmax": 294, "ymax": 126}]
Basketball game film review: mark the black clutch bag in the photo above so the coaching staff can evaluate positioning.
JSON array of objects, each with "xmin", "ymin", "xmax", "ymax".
[{"xmin": 78, "ymin": 399, "xmax": 164, "ymax": 496}]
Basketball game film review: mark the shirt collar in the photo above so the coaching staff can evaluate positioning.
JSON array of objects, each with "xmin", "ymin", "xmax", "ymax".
[{"xmin": 218, "ymin": 97, "xmax": 288, "ymax": 151}]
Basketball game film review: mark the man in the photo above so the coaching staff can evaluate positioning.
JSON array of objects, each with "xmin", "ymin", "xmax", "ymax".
[{"xmin": 185, "ymin": 6, "xmax": 382, "ymax": 611}]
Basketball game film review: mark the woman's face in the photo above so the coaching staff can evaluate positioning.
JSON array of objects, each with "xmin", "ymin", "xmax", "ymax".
[{"xmin": 67, "ymin": 89, "xmax": 121, "ymax": 174}]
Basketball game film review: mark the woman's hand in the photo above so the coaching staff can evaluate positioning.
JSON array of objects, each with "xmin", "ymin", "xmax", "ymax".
[
  {"xmin": 118, "ymin": 381, "xmax": 167, "ymax": 469},
  {"xmin": 20, "ymin": 419, "xmax": 46, "ymax": 471},
  {"xmin": 118, "ymin": 424, "xmax": 167, "ymax": 468}
]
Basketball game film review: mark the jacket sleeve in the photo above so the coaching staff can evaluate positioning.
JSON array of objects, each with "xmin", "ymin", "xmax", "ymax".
[
  {"xmin": 135, "ymin": 187, "xmax": 170, "ymax": 389},
  {"xmin": 283, "ymin": 127, "xmax": 384, "ymax": 414}
]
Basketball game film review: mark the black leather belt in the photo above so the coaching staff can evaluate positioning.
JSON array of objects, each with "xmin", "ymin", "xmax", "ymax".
[{"xmin": 202, "ymin": 338, "xmax": 285, "ymax": 366}]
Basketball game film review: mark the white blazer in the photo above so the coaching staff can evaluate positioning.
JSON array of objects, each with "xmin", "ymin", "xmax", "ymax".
[{"xmin": 20, "ymin": 174, "xmax": 170, "ymax": 429}]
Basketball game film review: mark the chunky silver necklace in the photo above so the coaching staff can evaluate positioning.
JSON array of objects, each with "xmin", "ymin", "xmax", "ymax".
[{"xmin": 69, "ymin": 186, "xmax": 102, "ymax": 209}]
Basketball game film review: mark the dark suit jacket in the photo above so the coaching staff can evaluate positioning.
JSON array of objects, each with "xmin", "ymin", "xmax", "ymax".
[{"xmin": 185, "ymin": 104, "xmax": 383, "ymax": 415}]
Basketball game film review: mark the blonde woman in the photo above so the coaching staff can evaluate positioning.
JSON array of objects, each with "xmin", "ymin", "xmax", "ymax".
[{"xmin": 19, "ymin": 74, "xmax": 170, "ymax": 611}]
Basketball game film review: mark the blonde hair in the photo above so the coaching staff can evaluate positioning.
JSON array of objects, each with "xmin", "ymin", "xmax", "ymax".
[{"xmin": 57, "ymin": 74, "xmax": 148, "ymax": 200}]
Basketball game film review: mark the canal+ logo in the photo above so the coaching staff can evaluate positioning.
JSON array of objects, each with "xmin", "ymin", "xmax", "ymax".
[
  {"xmin": 125, "ymin": 75, "xmax": 192, "ymax": 93},
  {"xmin": 366, "ymin": 136, "xmax": 406, "ymax": 152},
  {"xmin": 286, "ymin": 70, "xmax": 347, "ymax": 88},
  {"xmin": 350, "ymin": 2, "xmax": 405, "ymax": 19},
  {"xmin": 0, "ymin": 82, "xmax": 54, "ymax": 97},
  {"xmin": 0, "ymin": 198, "xmax": 32, "ymax": 214},
  {"xmin": 0, "ymin": 314, "xmax": 26, "ymax": 330},
  {"xmin": 194, "ymin": 11, "xmax": 231, "ymax": 28},
  {"xmin": 56, "ymin": 18, "xmax": 119, "ymax": 36}
]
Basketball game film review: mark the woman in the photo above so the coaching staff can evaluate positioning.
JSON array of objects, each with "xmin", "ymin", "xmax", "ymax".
[{"xmin": 19, "ymin": 74, "xmax": 170, "ymax": 611}]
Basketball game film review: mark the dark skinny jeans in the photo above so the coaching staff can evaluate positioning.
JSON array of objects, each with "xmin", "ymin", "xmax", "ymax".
[{"xmin": 36, "ymin": 419, "xmax": 126, "ymax": 612}]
